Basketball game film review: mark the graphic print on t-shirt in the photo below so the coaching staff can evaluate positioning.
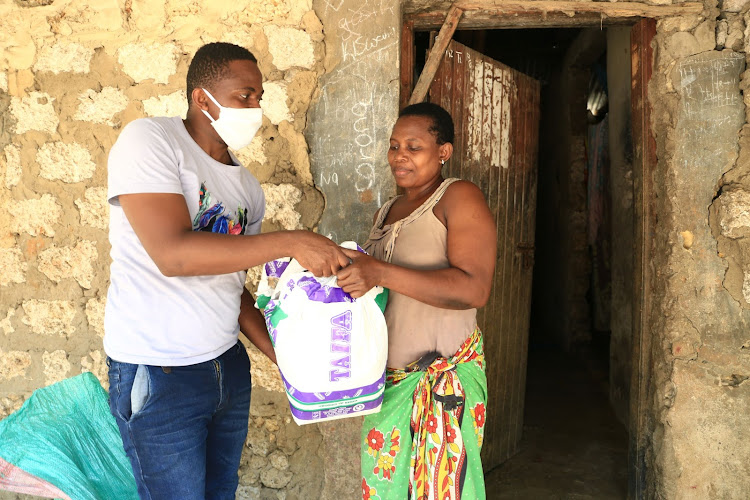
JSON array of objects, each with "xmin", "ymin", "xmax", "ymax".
[{"xmin": 193, "ymin": 182, "xmax": 248, "ymax": 234}]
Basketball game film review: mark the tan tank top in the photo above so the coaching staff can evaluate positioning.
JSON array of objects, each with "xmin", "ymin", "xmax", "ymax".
[{"xmin": 363, "ymin": 178, "xmax": 477, "ymax": 369}]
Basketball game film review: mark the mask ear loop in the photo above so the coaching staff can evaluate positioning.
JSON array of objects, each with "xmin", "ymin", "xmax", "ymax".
[{"xmin": 201, "ymin": 88, "xmax": 222, "ymax": 122}]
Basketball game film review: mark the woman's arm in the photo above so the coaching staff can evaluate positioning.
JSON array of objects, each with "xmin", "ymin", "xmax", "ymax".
[{"xmin": 336, "ymin": 181, "xmax": 497, "ymax": 310}]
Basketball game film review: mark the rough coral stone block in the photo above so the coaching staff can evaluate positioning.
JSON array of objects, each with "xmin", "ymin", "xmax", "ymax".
[
  {"xmin": 85, "ymin": 297, "xmax": 105, "ymax": 338},
  {"xmin": 142, "ymin": 90, "xmax": 188, "ymax": 119},
  {"xmin": 75, "ymin": 187, "xmax": 109, "ymax": 230},
  {"xmin": 33, "ymin": 42, "xmax": 93, "ymax": 74},
  {"xmin": 261, "ymin": 183, "xmax": 302, "ymax": 230},
  {"xmin": 260, "ymin": 81, "xmax": 292, "ymax": 125},
  {"xmin": 10, "ymin": 92, "xmax": 58, "ymax": 135},
  {"xmin": 22, "ymin": 300, "xmax": 76, "ymax": 336},
  {"xmin": 42, "ymin": 350, "xmax": 70, "ymax": 386},
  {"xmin": 0, "ymin": 394, "xmax": 25, "ymax": 419},
  {"xmin": 8, "ymin": 194, "xmax": 62, "ymax": 237},
  {"xmin": 717, "ymin": 189, "xmax": 750, "ymax": 239},
  {"xmin": 235, "ymin": 136, "xmax": 267, "ymax": 166},
  {"xmin": 81, "ymin": 350, "xmax": 108, "ymax": 390},
  {"xmin": 0, "ymin": 248, "xmax": 28, "ymax": 286},
  {"xmin": 36, "ymin": 142, "xmax": 96, "ymax": 183},
  {"xmin": 0, "ymin": 351, "xmax": 31, "ymax": 381},
  {"xmin": 117, "ymin": 42, "xmax": 178, "ymax": 84},
  {"xmin": 264, "ymin": 26, "xmax": 315, "ymax": 71},
  {"xmin": 2, "ymin": 144, "xmax": 22, "ymax": 188},
  {"xmin": 37, "ymin": 240, "xmax": 98, "ymax": 289},
  {"xmin": 0, "ymin": 309, "xmax": 15, "ymax": 336},
  {"xmin": 74, "ymin": 87, "xmax": 129, "ymax": 125}
]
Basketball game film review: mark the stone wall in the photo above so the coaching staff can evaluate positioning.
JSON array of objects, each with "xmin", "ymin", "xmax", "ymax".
[
  {"xmin": 0, "ymin": 1, "xmax": 333, "ymax": 498},
  {"xmin": 649, "ymin": 4, "xmax": 750, "ymax": 495}
]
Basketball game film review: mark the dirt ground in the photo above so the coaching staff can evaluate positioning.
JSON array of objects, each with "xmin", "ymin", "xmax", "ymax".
[{"xmin": 485, "ymin": 346, "xmax": 628, "ymax": 499}]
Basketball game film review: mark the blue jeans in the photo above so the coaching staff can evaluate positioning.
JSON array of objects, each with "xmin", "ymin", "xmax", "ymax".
[{"xmin": 108, "ymin": 342, "xmax": 251, "ymax": 500}]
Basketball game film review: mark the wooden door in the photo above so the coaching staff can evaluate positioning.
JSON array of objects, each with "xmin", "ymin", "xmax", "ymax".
[{"xmin": 429, "ymin": 39, "xmax": 541, "ymax": 470}]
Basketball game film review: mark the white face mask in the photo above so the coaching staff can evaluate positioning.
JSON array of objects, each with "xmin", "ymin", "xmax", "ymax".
[{"xmin": 201, "ymin": 88, "xmax": 263, "ymax": 150}]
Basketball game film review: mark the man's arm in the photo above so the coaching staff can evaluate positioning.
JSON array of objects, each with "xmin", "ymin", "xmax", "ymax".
[
  {"xmin": 238, "ymin": 287, "xmax": 276, "ymax": 364},
  {"xmin": 118, "ymin": 193, "xmax": 349, "ymax": 277}
]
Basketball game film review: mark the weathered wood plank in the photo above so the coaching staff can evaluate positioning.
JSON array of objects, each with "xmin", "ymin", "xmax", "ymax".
[
  {"xmin": 407, "ymin": 2, "xmax": 702, "ymax": 30},
  {"xmin": 455, "ymin": 0, "xmax": 702, "ymax": 16},
  {"xmin": 451, "ymin": 44, "xmax": 467, "ymax": 180},
  {"xmin": 409, "ymin": 5, "xmax": 464, "ymax": 105},
  {"xmin": 400, "ymin": 20, "xmax": 415, "ymax": 111}
]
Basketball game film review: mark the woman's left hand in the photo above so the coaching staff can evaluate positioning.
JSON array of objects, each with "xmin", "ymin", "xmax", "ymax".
[{"xmin": 336, "ymin": 248, "xmax": 384, "ymax": 298}]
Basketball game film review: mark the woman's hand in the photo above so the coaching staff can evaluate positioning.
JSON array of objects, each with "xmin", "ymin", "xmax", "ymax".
[{"xmin": 336, "ymin": 248, "xmax": 384, "ymax": 298}]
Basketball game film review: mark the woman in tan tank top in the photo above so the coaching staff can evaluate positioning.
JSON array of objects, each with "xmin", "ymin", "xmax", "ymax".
[{"xmin": 336, "ymin": 103, "xmax": 496, "ymax": 500}]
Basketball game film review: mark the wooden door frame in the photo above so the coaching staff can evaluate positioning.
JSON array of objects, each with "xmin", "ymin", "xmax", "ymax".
[
  {"xmin": 401, "ymin": 6, "xmax": 662, "ymax": 499},
  {"xmin": 628, "ymin": 18, "xmax": 657, "ymax": 500}
]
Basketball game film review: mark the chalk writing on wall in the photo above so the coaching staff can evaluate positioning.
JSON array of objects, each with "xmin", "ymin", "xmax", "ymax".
[
  {"xmin": 671, "ymin": 51, "xmax": 744, "ymax": 279},
  {"xmin": 678, "ymin": 57, "xmax": 742, "ymax": 121},
  {"xmin": 308, "ymin": 0, "xmax": 399, "ymax": 243},
  {"xmin": 674, "ymin": 52, "xmax": 744, "ymax": 178}
]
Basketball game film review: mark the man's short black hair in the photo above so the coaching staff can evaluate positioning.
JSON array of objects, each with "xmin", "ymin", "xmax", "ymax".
[
  {"xmin": 186, "ymin": 42, "xmax": 258, "ymax": 105},
  {"xmin": 398, "ymin": 102, "xmax": 454, "ymax": 145}
]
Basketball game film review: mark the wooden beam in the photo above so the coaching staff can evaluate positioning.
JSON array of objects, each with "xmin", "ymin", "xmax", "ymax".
[
  {"xmin": 400, "ymin": 19, "xmax": 415, "ymax": 110},
  {"xmin": 455, "ymin": 0, "xmax": 703, "ymax": 16},
  {"xmin": 407, "ymin": 1, "xmax": 703, "ymax": 30},
  {"xmin": 408, "ymin": 5, "xmax": 464, "ymax": 105}
]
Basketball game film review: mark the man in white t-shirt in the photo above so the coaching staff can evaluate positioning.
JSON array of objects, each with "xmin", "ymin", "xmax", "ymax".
[{"xmin": 105, "ymin": 42, "xmax": 348, "ymax": 500}]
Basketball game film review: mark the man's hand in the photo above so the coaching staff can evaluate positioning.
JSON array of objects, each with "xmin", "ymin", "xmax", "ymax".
[
  {"xmin": 335, "ymin": 248, "xmax": 384, "ymax": 298},
  {"xmin": 291, "ymin": 231, "xmax": 350, "ymax": 277}
]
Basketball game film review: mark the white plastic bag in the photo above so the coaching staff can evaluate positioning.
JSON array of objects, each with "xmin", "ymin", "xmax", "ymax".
[{"xmin": 256, "ymin": 241, "xmax": 388, "ymax": 425}]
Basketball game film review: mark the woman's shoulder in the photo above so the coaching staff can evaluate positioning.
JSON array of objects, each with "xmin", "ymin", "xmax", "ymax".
[
  {"xmin": 441, "ymin": 179, "xmax": 487, "ymax": 204},
  {"xmin": 428, "ymin": 179, "xmax": 488, "ymax": 227}
]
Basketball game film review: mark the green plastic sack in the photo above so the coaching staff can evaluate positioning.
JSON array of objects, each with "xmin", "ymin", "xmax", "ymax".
[{"xmin": 0, "ymin": 372, "xmax": 138, "ymax": 500}]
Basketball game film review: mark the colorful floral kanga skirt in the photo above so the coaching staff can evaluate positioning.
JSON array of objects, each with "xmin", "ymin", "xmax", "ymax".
[{"xmin": 361, "ymin": 328, "xmax": 487, "ymax": 500}]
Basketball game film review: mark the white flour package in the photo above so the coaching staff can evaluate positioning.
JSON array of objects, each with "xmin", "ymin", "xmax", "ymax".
[{"xmin": 255, "ymin": 242, "xmax": 389, "ymax": 425}]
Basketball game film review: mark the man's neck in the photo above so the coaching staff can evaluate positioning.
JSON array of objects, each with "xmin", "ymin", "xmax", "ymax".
[{"xmin": 183, "ymin": 112, "xmax": 233, "ymax": 165}]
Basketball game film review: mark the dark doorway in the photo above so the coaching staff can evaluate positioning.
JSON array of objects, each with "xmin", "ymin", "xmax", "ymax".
[{"xmin": 411, "ymin": 26, "xmax": 633, "ymax": 498}]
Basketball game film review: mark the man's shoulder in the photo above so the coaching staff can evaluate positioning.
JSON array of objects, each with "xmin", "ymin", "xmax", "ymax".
[
  {"xmin": 111, "ymin": 117, "xmax": 186, "ymax": 159},
  {"xmin": 119, "ymin": 116, "xmax": 178, "ymax": 139},
  {"xmin": 109, "ymin": 117, "xmax": 185, "ymax": 170}
]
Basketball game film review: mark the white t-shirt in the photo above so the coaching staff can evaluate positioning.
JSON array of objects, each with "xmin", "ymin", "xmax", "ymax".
[{"xmin": 104, "ymin": 116, "xmax": 265, "ymax": 366}]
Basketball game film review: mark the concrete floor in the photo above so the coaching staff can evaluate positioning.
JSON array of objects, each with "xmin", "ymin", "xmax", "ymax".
[{"xmin": 484, "ymin": 347, "xmax": 628, "ymax": 499}]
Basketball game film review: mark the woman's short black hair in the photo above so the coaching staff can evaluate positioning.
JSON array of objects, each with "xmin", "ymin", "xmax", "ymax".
[
  {"xmin": 398, "ymin": 102, "xmax": 454, "ymax": 145},
  {"xmin": 186, "ymin": 42, "xmax": 258, "ymax": 105}
]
